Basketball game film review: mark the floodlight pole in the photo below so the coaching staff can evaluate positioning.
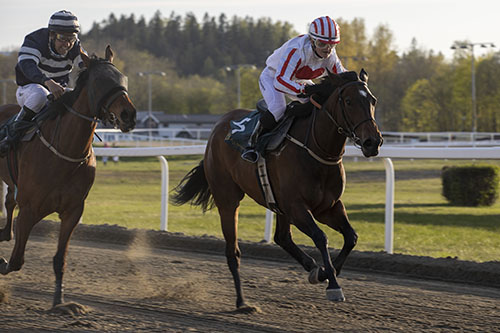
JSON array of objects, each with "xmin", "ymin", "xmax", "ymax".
[
  {"xmin": 451, "ymin": 42, "xmax": 495, "ymax": 133},
  {"xmin": 137, "ymin": 71, "xmax": 166, "ymax": 127},
  {"xmin": 226, "ymin": 64, "xmax": 256, "ymax": 109}
]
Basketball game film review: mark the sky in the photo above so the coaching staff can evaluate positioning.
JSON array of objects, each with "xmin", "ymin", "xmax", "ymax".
[{"xmin": 0, "ymin": 0, "xmax": 498, "ymax": 60}]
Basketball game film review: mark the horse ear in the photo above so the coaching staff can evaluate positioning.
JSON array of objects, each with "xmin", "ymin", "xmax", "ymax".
[
  {"xmin": 360, "ymin": 68, "xmax": 369, "ymax": 83},
  {"xmin": 327, "ymin": 69, "xmax": 343, "ymax": 86},
  {"xmin": 105, "ymin": 45, "xmax": 114, "ymax": 63},
  {"xmin": 80, "ymin": 50, "xmax": 90, "ymax": 68}
]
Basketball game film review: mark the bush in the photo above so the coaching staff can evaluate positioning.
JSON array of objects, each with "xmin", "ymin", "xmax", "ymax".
[{"xmin": 442, "ymin": 165, "xmax": 499, "ymax": 206}]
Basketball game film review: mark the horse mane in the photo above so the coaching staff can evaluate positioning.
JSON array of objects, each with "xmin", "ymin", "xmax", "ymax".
[
  {"xmin": 40, "ymin": 55, "xmax": 101, "ymax": 120},
  {"xmin": 309, "ymin": 71, "xmax": 360, "ymax": 104}
]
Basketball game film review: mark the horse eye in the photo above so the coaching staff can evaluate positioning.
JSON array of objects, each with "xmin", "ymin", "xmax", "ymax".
[{"xmin": 345, "ymin": 98, "xmax": 351, "ymax": 106}]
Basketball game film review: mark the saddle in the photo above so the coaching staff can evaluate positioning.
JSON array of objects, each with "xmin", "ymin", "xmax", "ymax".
[{"xmin": 225, "ymin": 100, "xmax": 294, "ymax": 158}]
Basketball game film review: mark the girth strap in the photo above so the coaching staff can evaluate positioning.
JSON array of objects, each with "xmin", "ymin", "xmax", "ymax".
[{"xmin": 257, "ymin": 157, "xmax": 283, "ymax": 214}]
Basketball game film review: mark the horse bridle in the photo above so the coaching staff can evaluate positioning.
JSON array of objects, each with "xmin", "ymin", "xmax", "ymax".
[
  {"xmin": 37, "ymin": 62, "xmax": 129, "ymax": 163},
  {"xmin": 318, "ymin": 80, "xmax": 376, "ymax": 147},
  {"xmin": 65, "ymin": 61, "xmax": 129, "ymax": 125}
]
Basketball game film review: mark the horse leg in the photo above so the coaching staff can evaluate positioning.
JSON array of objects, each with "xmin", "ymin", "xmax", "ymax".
[
  {"xmin": 218, "ymin": 204, "xmax": 246, "ymax": 307},
  {"xmin": 53, "ymin": 205, "xmax": 83, "ymax": 306},
  {"xmin": 0, "ymin": 207, "xmax": 38, "ymax": 274},
  {"xmin": 0, "ymin": 186, "xmax": 16, "ymax": 242},
  {"xmin": 209, "ymin": 173, "xmax": 251, "ymax": 310},
  {"xmin": 314, "ymin": 200, "xmax": 357, "ymax": 277},
  {"xmin": 291, "ymin": 208, "xmax": 345, "ymax": 301},
  {"xmin": 273, "ymin": 214, "xmax": 327, "ymax": 283}
]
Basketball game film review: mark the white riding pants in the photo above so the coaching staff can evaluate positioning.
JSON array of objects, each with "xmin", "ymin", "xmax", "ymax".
[
  {"xmin": 16, "ymin": 83, "xmax": 50, "ymax": 113},
  {"xmin": 259, "ymin": 68, "xmax": 287, "ymax": 122},
  {"xmin": 259, "ymin": 68, "xmax": 310, "ymax": 122}
]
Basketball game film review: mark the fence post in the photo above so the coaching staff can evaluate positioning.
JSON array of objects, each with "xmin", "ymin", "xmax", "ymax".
[
  {"xmin": 383, "ymin": 158, "xmax": 394, "ymax": 254},
  {"xmin": 264, "ymin": 209, "xmax": 274, "ymax": 243},
  {"xmin": 1, "ymin": 182, "xmax": 6, "ymax": 216},
  {"xmin": 157, "ymin": 156, "xmax": 169, "ymax": 231}
]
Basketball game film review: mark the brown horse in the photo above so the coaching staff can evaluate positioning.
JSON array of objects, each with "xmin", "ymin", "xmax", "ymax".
[
  {"xmin": 173, "ymin": 69, "xmax": 383, "ymax": 310},
  {"xmin": 0, "ymin": 46, "xmax": 136, "ymax": 307}
]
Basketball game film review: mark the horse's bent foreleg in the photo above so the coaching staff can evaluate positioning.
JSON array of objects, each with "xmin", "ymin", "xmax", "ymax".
[
  {"xmin": 291, "ymin": 209, "xmax": 345, "ymax": 302},
  {"xmin": 314, "ymin": 200, "xmax": 357, "ymax": 276},
  {"xmin": 274, "ymin": 214, "xmax": 327, "ymax": 283},
  {"xmin": 53, "ymin": 205, "xmax": 83, "ymax": 306},
  {"xmin": 0, "ymin": 185, "xmax": 17, "ymax": 242}
]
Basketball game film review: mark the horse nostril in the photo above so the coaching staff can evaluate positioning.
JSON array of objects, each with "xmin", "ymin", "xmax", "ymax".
[
  {"xmin": 363, "ymin": 138, "xmax": 374, "ymax": 149},
  {"xmin": 120, "ymin": 110, "xmax": 129, "ymax": 122}
]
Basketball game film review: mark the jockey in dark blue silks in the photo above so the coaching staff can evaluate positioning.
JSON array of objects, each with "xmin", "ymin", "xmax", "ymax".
[{"xmin": 0, "ymin": 10, "xmax": 86, "ymax": 155}]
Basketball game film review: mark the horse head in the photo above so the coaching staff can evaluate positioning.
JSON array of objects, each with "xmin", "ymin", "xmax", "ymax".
[
  {"xmin": 320, "ymin": 69, "xmax": 383, "ymax": 157},
  {"xmin": 80, "ymin": 46, "xmax": 136, "ymax": 132}
]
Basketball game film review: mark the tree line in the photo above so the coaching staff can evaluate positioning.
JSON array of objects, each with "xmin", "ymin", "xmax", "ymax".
[{"xmin": 0, "ymin": 11, "xmax": 499, "ymax": 132}]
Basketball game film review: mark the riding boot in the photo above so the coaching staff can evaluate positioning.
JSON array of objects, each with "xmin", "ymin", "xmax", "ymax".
[
  {"xmin": 240, "ymin": 111, "xmax": 277, "ymax": 163},
  {"xmin": 241, "ymin": 120, "xmax": 263, "ymax": 163},
  {"xmin": 0, "ymin": 106, "xmax": 36, "ymax": 157}
]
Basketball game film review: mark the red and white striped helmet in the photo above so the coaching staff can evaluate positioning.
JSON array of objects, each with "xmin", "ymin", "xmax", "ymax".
[{"xmin": 308, "ymin": 16, "xmax": 340, "ymax": 44}]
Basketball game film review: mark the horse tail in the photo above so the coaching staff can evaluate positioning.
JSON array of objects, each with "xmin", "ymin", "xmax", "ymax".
[{"xmin": 171, "ymin": 160, "xmax": 214, "ymax": 212}]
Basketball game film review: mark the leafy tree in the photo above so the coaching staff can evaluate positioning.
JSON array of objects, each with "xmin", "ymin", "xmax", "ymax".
[
  {"xmin": 0, "ymin": 52, "xmax": 17, "ymax": 104},
  {"xmin": 364, "ymin": 24, "xmax": 399, "ymax": 130}
]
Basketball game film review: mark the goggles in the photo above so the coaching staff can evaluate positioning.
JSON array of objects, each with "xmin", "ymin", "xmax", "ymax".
[
  {"xmin": 55, "ymin": 33, "xmax": 77, "ymax": 44},
  {"xmin": 313, "ymin": 39, "xmax": 335, "ymax": 50}
]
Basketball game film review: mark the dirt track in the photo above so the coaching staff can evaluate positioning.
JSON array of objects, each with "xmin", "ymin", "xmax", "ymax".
[{"xmin": 0, "ymin": 221, "xmax": 499, "ymax": 332}]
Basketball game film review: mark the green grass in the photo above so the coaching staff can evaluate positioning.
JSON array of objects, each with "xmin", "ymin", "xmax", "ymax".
[{"xmin": 75, "ymin": 156, "xmax": 500, "ymax": 263}]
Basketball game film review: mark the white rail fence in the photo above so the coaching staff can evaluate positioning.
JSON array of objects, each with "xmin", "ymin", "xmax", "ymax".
[
  {"xmin": 90, "ymin": 145, "xmax": 500, "ymax": 254},
  {"xmin": 4, "ymin": 145, "xmax": 499, "ymax": 254}
]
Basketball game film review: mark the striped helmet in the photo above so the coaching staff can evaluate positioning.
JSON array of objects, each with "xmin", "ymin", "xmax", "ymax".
[
  {"xmin": 48, "ymin": 10, "xmax": 80, "ymax": 33},
  {"xmin": 308, "ymin": 16, "xmax": 340, "ymax": 44}
]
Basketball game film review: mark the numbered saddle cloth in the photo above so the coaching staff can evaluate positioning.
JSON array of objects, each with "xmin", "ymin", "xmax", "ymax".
[{"xmin": 225, "ymin": 110, "xmax": 293, "ymax": 156}]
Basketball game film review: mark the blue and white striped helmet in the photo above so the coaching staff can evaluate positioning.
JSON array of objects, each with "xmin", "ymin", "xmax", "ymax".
[{"xmin": 48, "ymin": 10, "xmax": 80, "ymax": 33}]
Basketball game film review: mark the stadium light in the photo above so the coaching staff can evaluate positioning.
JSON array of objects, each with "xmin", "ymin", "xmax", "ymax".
[
  {"xmin": 450, "ymin": 42, "xmax": 496, "ymax": 132},
  {"xmin": 137, "ymin": 71, "xmax": 166, "ymax": 127}
]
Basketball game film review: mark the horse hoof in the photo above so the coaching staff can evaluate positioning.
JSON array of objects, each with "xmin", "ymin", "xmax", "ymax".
[
  {"xmin": 326, "ymin": 288, "xmax": 345, "ymax": 302},
  {"xmin": 308, "ymin": 267, "xmax": 321, "ymax": 284},
  {"xmin": 235, "ymin": 303, "xmax": 262, "ymax": 314},
  {"xmin": 0, "ymin": 258, "xmax": 9, "ymax": 275},
  {"xmin": 51, "ymin": 302, "xmax": 90, "ymax": 316}
]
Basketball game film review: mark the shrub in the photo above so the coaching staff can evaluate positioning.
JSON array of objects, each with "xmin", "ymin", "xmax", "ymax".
[{"xmin": 442, "ymin": 165, "xmax": 499, "ymax": 206}]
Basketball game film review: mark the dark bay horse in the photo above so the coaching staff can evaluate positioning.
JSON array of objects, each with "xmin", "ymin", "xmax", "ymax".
[
  {"xmin": 0, "ymin": 46, "xmax": 136, "ymax": 307},
  {"xmin": 173, "ymin": 69, "xmax": 383, "ymax": 310}
]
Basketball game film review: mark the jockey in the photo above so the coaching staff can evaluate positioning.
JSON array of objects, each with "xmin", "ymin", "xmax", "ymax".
[
  {"xmin": 241, "ymin": 16, "xmax": 346, "ymax": 162},
  {"xmin": 0, "ymin": 10, "xmax": 85, "ymax": 155}
]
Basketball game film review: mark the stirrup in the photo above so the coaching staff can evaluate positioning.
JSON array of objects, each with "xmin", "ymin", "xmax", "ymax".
[{"xmin": 241, "ymin": 149, "xmax": 259, "ymax": 163}]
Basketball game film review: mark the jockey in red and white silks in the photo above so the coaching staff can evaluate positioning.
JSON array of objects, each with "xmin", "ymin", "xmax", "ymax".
[{"xmin": 259, "ymin": 16, "xmax": 346, "ymax": 123}]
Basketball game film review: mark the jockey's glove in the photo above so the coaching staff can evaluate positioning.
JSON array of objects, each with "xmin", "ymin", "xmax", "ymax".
[{"xmin": 297, "ymin": 84, "xmax": 315, "ymax": 98}]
